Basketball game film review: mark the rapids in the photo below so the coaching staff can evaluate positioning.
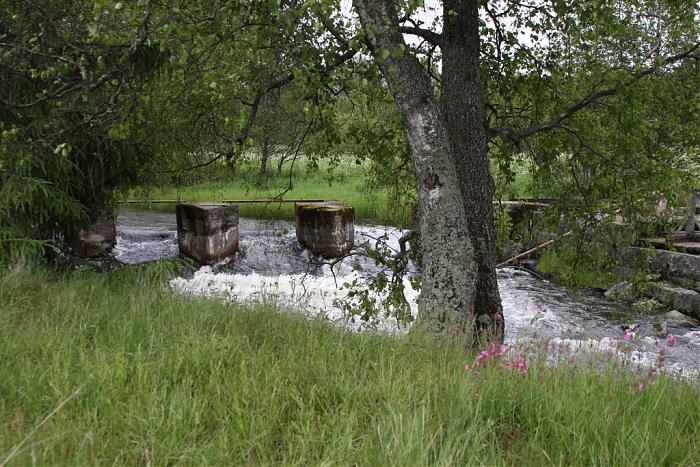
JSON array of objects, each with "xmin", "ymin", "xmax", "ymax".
[{"xmin": 113, "ymin": 209, "xmax": 700, "ymax": 378}]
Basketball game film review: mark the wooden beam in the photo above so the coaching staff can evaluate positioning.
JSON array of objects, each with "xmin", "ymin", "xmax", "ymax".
[{"xmin": 496, "ymin": 231, "xmax": 572, "ymax": 268}]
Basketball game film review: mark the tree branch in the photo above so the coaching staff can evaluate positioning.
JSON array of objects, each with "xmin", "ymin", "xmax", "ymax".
[
  {"xmin": 398, "ymin": 26, "xmax": 443, "ymax": 47},
  {"xmin": 489, "ymin": 42, "xmax": 700, "ymax": 144},
  {"xmin": 318, "ymin": 14, "xmax": 349, "ymax": 48},
  {"xmin": 156, "ymin": 38, "xmax": 357, "ymax": 175}
]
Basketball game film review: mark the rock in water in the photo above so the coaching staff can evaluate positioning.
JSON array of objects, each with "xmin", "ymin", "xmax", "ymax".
[
  {"xmin": 663, "ymin": 310, "xmax": 700, "ymax": 328},
  {"xmin": 176, "ymin": 203, "xmax": 239, "ymax": 264},
  {"xmin": 651, "ymin": 321, "xmax": 668, "ymax": 338},
  {"xmin": 295, "ymin": 201, "xmax": 354, "ymax": 257}
]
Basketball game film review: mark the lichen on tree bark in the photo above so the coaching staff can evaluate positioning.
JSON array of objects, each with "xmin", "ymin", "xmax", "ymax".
[{"xmin": 354, "ymin": 0, "xmax": 503, "ymax": 343}]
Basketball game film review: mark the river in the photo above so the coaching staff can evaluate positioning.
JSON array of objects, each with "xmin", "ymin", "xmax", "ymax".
[{"xmin": 113, "ymin": 209, "xmax": 700, "ymax": 378}]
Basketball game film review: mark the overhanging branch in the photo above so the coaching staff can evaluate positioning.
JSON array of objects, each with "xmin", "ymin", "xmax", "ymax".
[{"xmin": 489, "ymin": 42, "xmax": 700, "ymax": 144}]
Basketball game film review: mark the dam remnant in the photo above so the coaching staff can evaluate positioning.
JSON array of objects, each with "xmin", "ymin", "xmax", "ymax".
[
  {"xmin": 176, "ymin": 203, "xmax": 239, "ymax": 264},
  {"xmin": 295, "ymin": 201, "xmax": 354, "ymax": 257},
  {"xmin": 72, "ymin": 211, "xmax": 117, "ymax": 257}
]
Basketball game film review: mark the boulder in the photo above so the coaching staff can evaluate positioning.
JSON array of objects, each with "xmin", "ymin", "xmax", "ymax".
[
  {"xmin": 663, "ymin": 277, "xmax": 700, "ymax": 293},
  {"xmin": 604, "ymin": 282, "xmax": 636, "ymax": 302},
  {"xmin": 629, "ymin": 248, "xmax": 700, "ymax": 291},
  {"xmin": 663, "ymin": 310, "xmax": 700, "ymax": 328},
  {"xmin": 644, "ymin": 282, "xmax": 700, "ymax": 319},
  {"xmin": 72, "ymin": 212, "xmax": 116, "ymax": 257},
  {"xmin": 176, "ymin": 203, "xmax": 239, "ymax": 264},
  {"xmin": 295, "ymin": 201, "xmax": 354, "ymax": 257},
  {"xmin": 651, "ymin": 249, "xmax": 700, "ymax": 282}
]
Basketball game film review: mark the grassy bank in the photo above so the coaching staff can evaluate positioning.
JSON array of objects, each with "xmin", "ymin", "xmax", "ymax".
[
  {"xmin": 1, "ymin": 265, "xmax": 699, "ymax": 465},
  {"xmin": 130, "ymin": 159, "xmax": 414, "ymax": 226}
]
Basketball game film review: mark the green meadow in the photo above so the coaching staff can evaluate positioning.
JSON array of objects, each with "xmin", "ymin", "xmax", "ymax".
[
  {"xmin": 129, "ymin": 158, "xmax": 414, "ymax": 227},
  {"xmin": 1, "ymin": 265, "xmax": 698, "ymax": 465}
]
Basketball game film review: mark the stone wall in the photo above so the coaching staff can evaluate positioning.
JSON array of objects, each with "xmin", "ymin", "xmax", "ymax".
[
  {"xmin": 630, "ymin": 247, "xmax": 700, "ymax": 292},
  {"xmin": 626, "ymin": 247, "xmax": 700, "ymax": 318}
]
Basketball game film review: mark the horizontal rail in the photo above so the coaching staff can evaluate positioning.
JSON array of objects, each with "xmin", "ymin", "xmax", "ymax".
[
  {"xmin": 496, "ymin": 200, "xmax": 552, "ymax": 207},
  {"xmin": 118, "ymin": 199, "xmax": 327, "ymax": 204}
]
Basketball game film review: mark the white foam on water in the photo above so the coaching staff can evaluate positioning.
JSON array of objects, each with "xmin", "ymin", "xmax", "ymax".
[
  {"xmin": 170, "ymin": 265, "xmax": 700, "ymax": 380},
  {"xmin": 170, "ymin": 266, "xmax": 419, "ymax": 333}
]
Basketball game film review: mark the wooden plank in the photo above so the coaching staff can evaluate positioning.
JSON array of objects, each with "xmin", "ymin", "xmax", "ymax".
[
  {"xmin": 496, "ymin": 200, "xmax": 552, "ymax": 207},
  {"xmin": 496, "ymin": 231, "xmax": 572, "ymax": 268}
]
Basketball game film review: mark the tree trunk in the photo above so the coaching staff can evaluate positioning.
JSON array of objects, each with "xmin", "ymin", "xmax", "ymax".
[
  {"xmin": 260, "ymin": 137, "xmax": 270, "ymax": 178},
  {"xmin": 354, "ymin": 0, "xmax": 481, "ymax": 341},
  {"xmin": 226, "ymin": 154, "xmax": 238, "ymax": 175},
  {"xmin": 277, "ymin": 154, "xmax": 286, "ymax": 175},
  {"xmin": 442, "ymin": 0, "xmax": 504, "ymax": 338}
]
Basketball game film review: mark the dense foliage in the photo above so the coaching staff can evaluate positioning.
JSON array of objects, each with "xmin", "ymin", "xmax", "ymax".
[
  {"xmin": 0, "ymin": 0, "xmax": 165, "ymax": 261},
  {"xmin": 1, "ymin": 0, "xmax": 698, "ymax": 271},
  {"xmin": 484, "ymin": 0, "xmax": 700, "ymax": 233}
]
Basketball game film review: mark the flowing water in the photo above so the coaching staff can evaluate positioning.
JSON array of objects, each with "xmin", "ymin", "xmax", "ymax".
[{"xmin": 114, "ymin": 209, "xmax": 700, "ymax": 378}]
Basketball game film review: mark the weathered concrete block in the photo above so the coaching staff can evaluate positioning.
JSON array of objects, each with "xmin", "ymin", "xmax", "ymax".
[
  {"xmin": 72, "ymin": 212, "xmax": 116, "ymax": 257},
  {"xmin": 176, "ymin": 203, "xmax": 239, "ymax": 264},
  {"xmin": 295, "ymin": 201, "xmax": 354, "ymax": 257}
]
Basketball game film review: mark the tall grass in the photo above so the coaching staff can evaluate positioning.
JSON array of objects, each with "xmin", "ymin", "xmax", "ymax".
[
  {"xmin": 1, "ymin": 265, "xmax": 698, "ymax": 465},
  {"xmin": 131, "ymin": 158, "xmax": 414, "ymax": 226}
]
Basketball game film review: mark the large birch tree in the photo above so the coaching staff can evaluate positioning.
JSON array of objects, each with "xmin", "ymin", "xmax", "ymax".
[{"xmin": 349, "ymin": 0, "xmax": 698, "ymax": 342}]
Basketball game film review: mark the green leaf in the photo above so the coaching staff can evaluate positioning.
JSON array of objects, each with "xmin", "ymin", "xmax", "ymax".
[{"xmin": 375, "ymin": 47, "xmax": 390, "ymax": 62}]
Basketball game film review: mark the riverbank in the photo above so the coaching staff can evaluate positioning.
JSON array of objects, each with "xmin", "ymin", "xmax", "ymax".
[{"xmin": 1, "ymin": 265, "xmax": 699, "ymax": 465}]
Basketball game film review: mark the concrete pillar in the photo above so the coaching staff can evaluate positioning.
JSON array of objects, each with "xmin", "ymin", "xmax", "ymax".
[
  {"xmin": 176, "ymin": 203, "xmax": 239, "ymax": 264},
  {"xmin": 295, "ymin": 201, "xmax": 354, "ymax": 257},
  {"xmin": 72, "ymin": 211, "xmax": 116, "ymax": 257}
]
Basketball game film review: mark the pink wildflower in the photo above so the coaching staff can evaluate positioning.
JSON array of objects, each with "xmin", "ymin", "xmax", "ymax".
[
  {"xmin": 476, "ymin": 350, "xmax": 490, "ymax": 367},
  {"xmin": 516, "ymin": 358, "xmax": 528, "ymax": 374},
  {"xmin": 497, "ymin": 343, "xmax": 507, "ymax": 356},
  {"xmin": 623, "ymin": 328, "xmax": 634, "ymax": 342},
  {"xmin": 636, "ymin": 382, "xmax": 645, "ymax": 392},
  {"xmin": 667, "ymin": 334, "xmax": 677, "ymax": 347},
  {"xmin": 495, "ymin": 313, "xmax": 503, "ymax": 322}
]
